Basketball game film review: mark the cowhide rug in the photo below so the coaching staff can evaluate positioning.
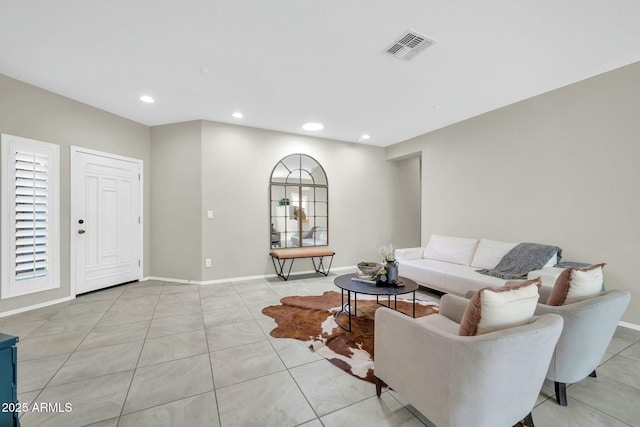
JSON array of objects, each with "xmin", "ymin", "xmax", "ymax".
[{"xmin": 262, "ymin": 290, "xmax": 439, "ymax": 383}]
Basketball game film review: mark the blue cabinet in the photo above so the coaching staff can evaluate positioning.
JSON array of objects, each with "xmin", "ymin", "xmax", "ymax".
[{"xmin": 0, "ymin": 333, "xmax": 19, "ymax": 427}]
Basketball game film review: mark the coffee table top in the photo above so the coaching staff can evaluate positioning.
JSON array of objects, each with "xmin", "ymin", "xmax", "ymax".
[{"xmin": 334, "ymin": 273, "xmax": 418, "ymax": 296}]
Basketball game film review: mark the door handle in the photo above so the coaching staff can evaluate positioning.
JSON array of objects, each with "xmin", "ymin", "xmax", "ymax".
[{"xmin": 78, "ymin": 229, "xmax": 86, "ymax": 234}]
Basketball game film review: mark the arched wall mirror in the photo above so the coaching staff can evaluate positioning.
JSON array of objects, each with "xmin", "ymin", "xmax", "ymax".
[{"xmin": 270, "ymin": 154, "xmax": 328, "ymax": 248}]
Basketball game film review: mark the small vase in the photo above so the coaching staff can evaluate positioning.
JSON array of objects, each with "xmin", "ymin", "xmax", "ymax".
[{"xmin": 386, "ymin": 260, "xmax": 399, "ymax": 284}]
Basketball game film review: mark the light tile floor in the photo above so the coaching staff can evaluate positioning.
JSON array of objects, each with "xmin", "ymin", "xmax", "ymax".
[{"xmin": 1, "ymin": 273, "xmax": 639, "ymax": 426}]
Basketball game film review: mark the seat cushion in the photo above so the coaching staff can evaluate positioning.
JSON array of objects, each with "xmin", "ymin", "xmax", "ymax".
[
  {"xmin": 416, "ymin": 313, "xmax": 460, "ymax": 335},
  {"xmin": 397, "ymin": 259, "xmax": 449, "ymax": 290},
  {"xmin": 398, "ymin": 259, "xmax": 508, "ymax": 295},
  {"xmin": 444, "ymin": 267, "xmax": 508, "ymax": 296},
  {"xmin": 459, "ymin": 278, "xmax": 541, "ymax": 336}
]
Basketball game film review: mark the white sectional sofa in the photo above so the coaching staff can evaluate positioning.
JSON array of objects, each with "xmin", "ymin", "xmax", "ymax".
[{"xmin": 396, "ymin": 235, "xmax": 562, "ymax": 296}]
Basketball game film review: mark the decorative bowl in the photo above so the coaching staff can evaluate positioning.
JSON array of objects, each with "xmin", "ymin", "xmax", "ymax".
[{"xmin": 357, "ymin": 262, "xmax": 383, "ymax": 276}]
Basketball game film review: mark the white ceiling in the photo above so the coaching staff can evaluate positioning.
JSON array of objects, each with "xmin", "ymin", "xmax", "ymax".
[{"xmin": 1, "ymin": 1, "xmax": 639, "ymax": 147}]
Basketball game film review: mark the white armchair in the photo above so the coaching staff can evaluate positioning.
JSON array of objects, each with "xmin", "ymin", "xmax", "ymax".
[
  {"xmin": 374, "ymin": 294, "xmax": 563, "ymax": 427},
  {"xmin": 534, "ymin": 287, "xmax": 631, "ymax": 405}
]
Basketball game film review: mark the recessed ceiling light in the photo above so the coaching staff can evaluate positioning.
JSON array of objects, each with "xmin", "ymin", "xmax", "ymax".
[
  {"xmin": 139, "ymin": 95, "xmax": 155, "ymax": 103},
  {"xmin": 232, "ymin": 112, "xmax": 244, "ymax": 119},
  {"xmin": 360, "ymin": 134, "xmax": 371, "ymax": 140},
  {"xmin": 302, "ymin": 122, "xmax": 324, "ymax": 131}
]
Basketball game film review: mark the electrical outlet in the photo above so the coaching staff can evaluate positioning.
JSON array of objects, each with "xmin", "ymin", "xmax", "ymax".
[
  {"xmin": 207, "ymin": 210, "xmax": 214, "ymax": 219},
  {"xmin": 205, "ymin": 259, "xmax": 212, "ymax": 267}
]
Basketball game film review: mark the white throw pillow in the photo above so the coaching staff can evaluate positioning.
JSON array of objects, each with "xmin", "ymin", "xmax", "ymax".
[
  {"xmin": 477, "ymin": 284, "xmax": 539, "ymax": 334},
  {"xmin": 547, "ymin": 264, "xmax": 604, "ymax": 306},
  {"xmin": 422, "ymin": 235, "xmax": 479, "ymax": 266},
  {"xmin": 470, "ymin": 239, "xmax": 518, "ymax": 269},
  {"xmin": 565, "ymin": 266, "xmax": 604, "ymax": 304},
  {"xmin": 459, "ymin": 279, "xmax": 541, "ymax": 336}
]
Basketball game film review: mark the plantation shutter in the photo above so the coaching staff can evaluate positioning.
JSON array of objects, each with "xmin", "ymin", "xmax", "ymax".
[
  {"xmin": 1, "ymin": 134, "xmax": 60, "ymax": 299},
  {"xmin": 14, "ymin": 151, "xmax": 50, "ymax": 280}
]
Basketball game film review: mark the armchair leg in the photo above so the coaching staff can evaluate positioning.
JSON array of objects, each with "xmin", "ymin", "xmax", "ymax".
[
  {"xmin": 375, "ymin": 376, "xmax": 383, "ymax": 397},
  {"xmin": 589, "ymin": 370, "xmax": 597, "ymax": 378},
  {"xmin": 522, "ymin": 412, "xmax": 534, "ymax": 427},
  {"xmin": 554, "ymin": 381, "xmax": 568, "ymax": 406}
]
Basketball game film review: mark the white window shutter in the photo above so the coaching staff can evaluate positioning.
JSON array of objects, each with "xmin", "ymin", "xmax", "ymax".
[{"xmin": 1, "ymin": 134, "xmax": 60, "ymax": 299}]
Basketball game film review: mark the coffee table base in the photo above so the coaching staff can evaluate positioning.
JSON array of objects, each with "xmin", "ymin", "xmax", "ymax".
[{"xmin": 334, "ymin": 288, "xmax": 416, "ymax": 332}]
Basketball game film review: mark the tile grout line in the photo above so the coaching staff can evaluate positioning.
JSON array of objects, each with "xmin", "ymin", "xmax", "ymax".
[
  {"xmin": 199, "ymin": 282, "xmax": 223, "ymax": 427},
  {"xmin": 18, "ymin": 286, "xmax": 127, "ymax": 423},
  {"xmin": 115, "ymin": 280, "xmax": 165, "ymax": 424},
  {"xmin": 233, "ymin": 279, "xmax": 324, "ymax": 425}
]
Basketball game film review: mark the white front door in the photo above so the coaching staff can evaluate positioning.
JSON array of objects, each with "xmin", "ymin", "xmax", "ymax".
[{"xmin": 71, "ymin": 147, "xmax": 142, "ymax": 295}]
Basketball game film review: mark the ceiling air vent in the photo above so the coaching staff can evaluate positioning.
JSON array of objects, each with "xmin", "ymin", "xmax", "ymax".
[{"xmin": 385, "ymin": 30, "xmax": 434, "ymax": 60}]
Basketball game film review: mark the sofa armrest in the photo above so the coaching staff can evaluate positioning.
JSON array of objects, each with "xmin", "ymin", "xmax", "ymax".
[
  {"xmin": 439, "ymin": 294, "xmax": 470, "ymax": 324},
  {"xmin": 527, "ymin": 267, "xmax": 565, "ymax": 287},
  {"xmin": 395, "ymin": 247, "xmax": 423, "ymax": 261}
]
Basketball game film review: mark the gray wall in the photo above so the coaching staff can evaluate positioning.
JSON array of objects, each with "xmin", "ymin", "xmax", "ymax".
[
  {"xmin": 198, "ymin": 121, "xmax": 400, "ymax": 280},
  {"xmin": 150, "ymin": 122, "xmax": 202, "ymax": 281},
  {"xmin": 388, "ymin": 156, "xmax": 421, "ymax": 249},
  {"xmin": 148, "ymin": 120, "xmax": 410, "ymax": 282},
  {"xmin": 0, "ymin": 74, "xmax": 150, "ymax": 313},
  {"xmin": 387, "ymin": 62, "xmax": 640, "ymax": 324}
]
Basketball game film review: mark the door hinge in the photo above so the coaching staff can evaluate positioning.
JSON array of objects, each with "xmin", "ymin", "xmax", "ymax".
[
  {"xmin": 138, "ymin": 216, "xmax": 141, "ymax": 224},
  {"xmin": 138, "ymin": 260, "xmax": 141, "ymax": 267},
  {"xmin": 138, "ymin": 173, "xmax": 141, "ymax": 181}
]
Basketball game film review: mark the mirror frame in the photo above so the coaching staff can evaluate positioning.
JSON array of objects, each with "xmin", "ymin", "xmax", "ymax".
[{"xmin": 269, "ymin": 153, "xmax": 328, "ymax": 248}]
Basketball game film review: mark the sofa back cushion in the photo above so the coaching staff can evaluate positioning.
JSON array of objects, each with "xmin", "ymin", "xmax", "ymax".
[
  {"xmin": 470, "ymin": 239, "xmax": 518, "ymax": 269},
  {"xmin": 546, "ymin": 263, "xmax": 605, "ymax": 306},
  {"xmin": 422, "ymin": 235, "xmax": 479, "ymax": 266},
  {"xmin": 459, "ymin": 278, "xmax": 541, "ymax": 336}
]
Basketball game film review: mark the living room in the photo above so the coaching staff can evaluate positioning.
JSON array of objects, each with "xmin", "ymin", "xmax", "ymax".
[{"xmin": 1, "ymin": 2, "xmax": 640, "ymax": 426}]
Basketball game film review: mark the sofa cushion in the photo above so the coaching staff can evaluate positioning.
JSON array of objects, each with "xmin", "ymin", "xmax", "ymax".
[
  {"xmin": 459, "ymin": 278, "xmax": 541, "ymax": 336},
  {"xmin": 546, "ymin": 264, "xmax": 605, "ymax": 306},
  {"xmin": 470, "ymin": 239, "xmax": 518, "ymax": 269},
  {"xmin": 444, "ymin": 266, "xmax": 508, "ymax": 296},
  {"xmin": 422, "ymin": 235, "xmax": 479, "ymax": 266},
  {"xmin": 398, "ymin": 259, "xmax": 449, "ymax": 290},
  {"xmin": 398, "ymin": 258, "xmax": 508, "ymax": 296}
]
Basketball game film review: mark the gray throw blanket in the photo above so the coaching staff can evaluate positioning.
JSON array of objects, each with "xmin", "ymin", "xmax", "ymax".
[{"xmin": 477, "ymin": 242, "xmax": 562, "ymax": 280}]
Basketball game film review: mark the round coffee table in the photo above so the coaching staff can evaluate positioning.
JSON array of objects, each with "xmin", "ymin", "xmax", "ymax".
[{"xmin": 333, "ymin": 273, "xmax": 419, "ymax": 332}]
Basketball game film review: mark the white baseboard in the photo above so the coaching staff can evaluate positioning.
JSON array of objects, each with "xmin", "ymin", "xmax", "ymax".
[
  {"xmin": 0, "ymin": 296, "xmax": 75, "ymax": 319},
  {"xmin": 618, "ymin": 321, "xmax": 640, "ymax": 331},
  {"xmin": 142, "ymin": 266, "xmax": 355, "ymax": 287}
]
